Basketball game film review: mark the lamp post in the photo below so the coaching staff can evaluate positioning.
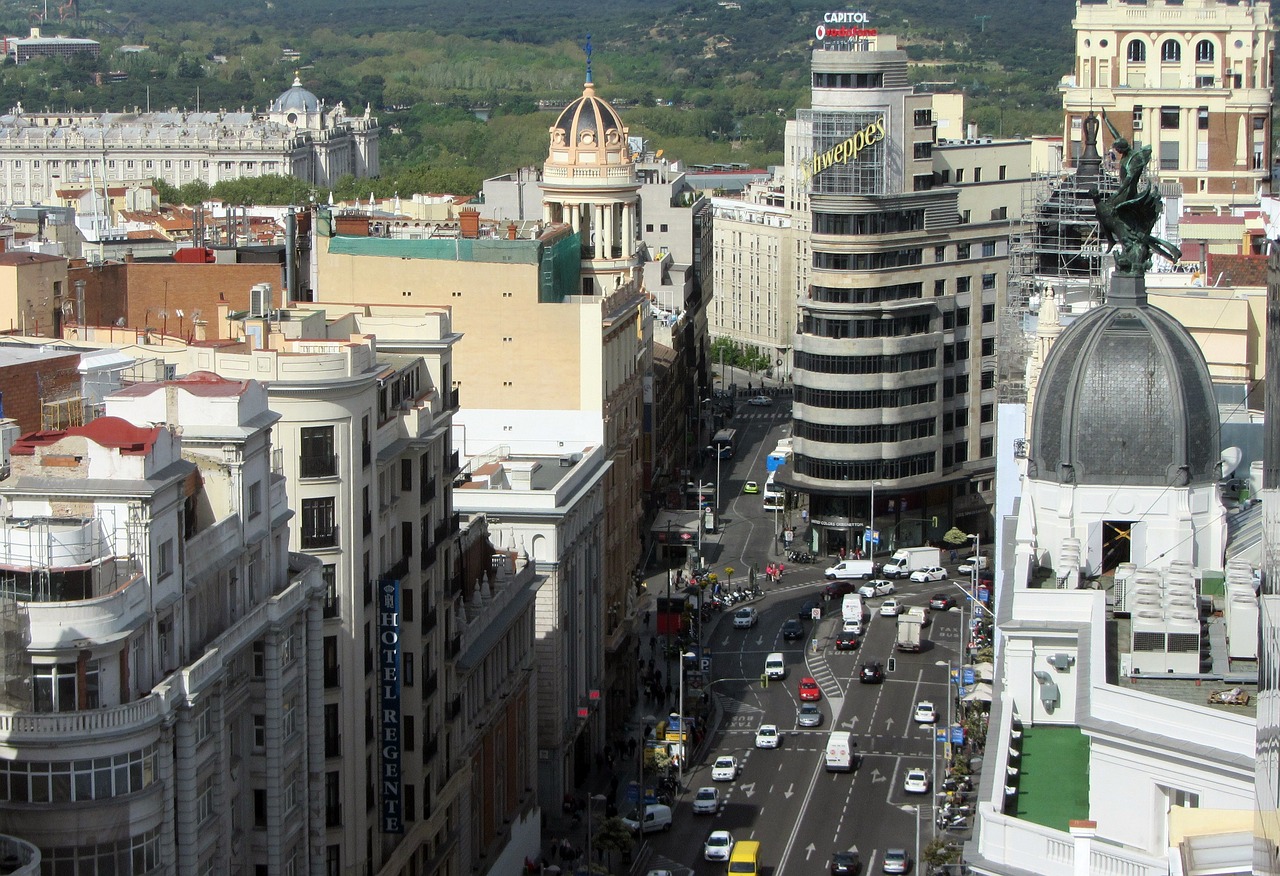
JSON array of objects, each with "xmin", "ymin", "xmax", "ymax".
[
  {"xmin": 898, "ymin": 804, "xmax": 921, "ymax": 871},
  {"xmin": 676, "ymin": 650, "xmax": 696, "ymax": 788},
  {"xmin": 583, "ymin": 792, "xmax": 606, "ymax": 875},
  {"xmin": 868, "ymin": 480, "xmax": 882, "ymax": 561}
]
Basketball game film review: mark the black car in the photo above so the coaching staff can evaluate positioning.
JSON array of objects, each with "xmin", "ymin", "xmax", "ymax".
[
  {"xmin": 781, "ymin": 618, "xmax": 805, "ymax": 641},
  {"xmin": 930, "ymin": 593, "xmax": 958, "ymax": 611},
  {"xmin": 830, "ymin": 850, "xmax": 862, "ymax": 876},
  {"xmin": 799, "ymin": 599, "xmax": 821, "ymax": 620},
  {"xmin": 859, "ymin": 661, "xmax": 884, "ymax": 683},
  {"xmin": 835, "ymin": 630, "xmax": 859, "ymax": 651}
]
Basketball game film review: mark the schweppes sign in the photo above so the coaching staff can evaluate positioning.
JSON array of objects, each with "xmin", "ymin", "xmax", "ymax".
[{"xmin": 802, "ymin": 116, "xmax": 886, "ymax": 181}]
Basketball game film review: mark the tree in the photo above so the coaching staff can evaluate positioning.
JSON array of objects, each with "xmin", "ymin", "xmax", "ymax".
[
  {"xmin": 943, "ymin": 527, "xmax": 972, "ymax": 546},
  {"xmin": 591, "ymin": 816, "xmax": 636, "ymax": 873}
]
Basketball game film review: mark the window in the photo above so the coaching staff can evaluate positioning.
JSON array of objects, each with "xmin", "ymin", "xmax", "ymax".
[
  {"xmin": 982, "ymin": 304, "xmax": 995, "ymax": 323},
  {"xmin": 957, "ymin": 243, "xmax": 971, "ymax": 259},
  {"xmin": 302, "ymin": 497, "xmax": 338, "ymax": 548},
  {"xmin": 1159, "ymin": 140, "xmax": 1180, "ymax": 170},
  {"xmin": 980, "ymin": 437, "xmax": 994, "ymax": 458},
  {"xmin": 403, "ymin": 652, "xmax": 415, "ymax": 687},
  {"xmin": 998, "ymin": 165, "xmax": 1007, "ymax": 180},
  {"xmin": 324, "ymin": 704, "xmax": 341, "ymax": 758},
  {"xmin": 990, "ymin": 206, "xmax": 1007, "ymax": 221},
  {"xmin": 1161, "ymin": 40, "xmax": 1181, "ymax": 62},
  {"xmin": 956, "ymin": 276, "xmax": 971, "ymax": 295},
  {"xmin": 1198, "ymin": 107, "xmax": 1209, "ymax": 130},
  {"xmin": 324, "ymin": 636, "xmax": 339, "ymax": 688},
  {"xmin": 981, "ymin": 337, "xmax": 995, "ymax": 356},
  {"xmin": 955, "ymin": 408, "xmax": 969, "ymax": 428},
  {"xmin": 248, "ymin": 480, "xmax": 262, "ymax": 518},
  {"xmin": 322, "ymin": 564, "xmax": 338, "ymax": 618},
  {"xmin": 1132, "ymin": 105, "xmax": 1144, "ymax": 131},
  {"xmin": 254, "ymin": 789, "xmax": 267, "ymax": 828},
  {"xmin": 326, "ymin": 775, "xmax": 342, "ymax": 827},
  {"xmin": 1127, "ymin": 40, "xmax": 1146, "ymax": 63},
  {"xmin": 400, "ymin": 458, "xmax": 413, "ymax": 493},
  {"xmin": 1255, "ymin": 115, "xmax": 1268, "ymax": 131},
  {"xmin": 955, "ymin": 168, "xmax": 965, "ymax": 183},
  {"xmin": 299, "ymin": 426, "xmax": 337, "ymax": 478},
  {"xmin": 934, "ymin": 279, "xmax": 946, "ymax": 296},
  {"xmin": 1160, "ymin": 107, "xmax": 1179, "ymax": 130},
  {"xmin": 156, "ymin": 539, "xmax": 173, "ymax": 580},
  {"xmin": 252, "ymin": 642, "xmax": 265, "ymax": 678},
  {"xmin": 981, "ymin": 404, "xmax": 995, "ymax": 423},
  {"xmin": 283, "ymin": 699, "xmax": 298, "ymax": 739},
  {"xmin": 982, "ymin": 241, "xmax": 997, "ymax": 258},
  {"xmin": 32, "ymin": 661, "xmax": 96, "ymax": 712},
  {"xmin": 253, "ymin": 714, "xmax": 265, "ymax": 749},
  {"xmin": 913, "ymin": 142, "xmax": 933, "ymax": 160},
  {"xmin": 659, "ymin": 224, "xmax": 668, "ymax": 233},
  {"xmin": 1195, "ymin": 75, "xmax": 1215, "ymax": 88},
  {"xmin": 935, "ymin": 246, "xmax": 946, "ymax": 263},
  {"xmin": 973, "ymin": 167, "xmax": 982, "ymax": 183},
  {"xmin": 981, "ymin": 370, "xmax": 995, "ymax": 390},
  {"xmin": 1195, "ymin": 39, "xmax": 1214, "ymax": 63},
  {"xmin": 982, "ymin": 274, "xmax": 997, "ymax": 291}
]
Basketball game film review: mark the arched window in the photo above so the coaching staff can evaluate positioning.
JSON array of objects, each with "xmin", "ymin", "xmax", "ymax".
[
  {"xmin": 1127, "ymin": 40, "xmax": 1146, "ymax": 63},
  {"xmin": 1162, "ymin": 39, "xmax": 1182, "ymax": 62},
  {"xmin": 1195, "ymin": 39, "xmax": 1215, "ymax": 63}
]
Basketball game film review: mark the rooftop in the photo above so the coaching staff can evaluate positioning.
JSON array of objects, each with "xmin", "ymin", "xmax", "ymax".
[{"xmin": 1005, "ymin": 725, "xmax": 1090, "ymax": 831}]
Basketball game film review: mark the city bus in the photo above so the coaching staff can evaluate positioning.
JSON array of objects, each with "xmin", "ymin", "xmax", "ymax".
[
  {"xmin": 712, "ymin": 428, "xmax": 738, "ymax": 459},
  {"xmin": 762, "ymin": 475, "xmax": 785, "ymax": 511}
]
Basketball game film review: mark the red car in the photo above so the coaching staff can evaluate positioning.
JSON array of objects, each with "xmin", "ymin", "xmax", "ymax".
[{"xmin": 798, "ymin": 677, "xmax": 822, "ymax": 701}]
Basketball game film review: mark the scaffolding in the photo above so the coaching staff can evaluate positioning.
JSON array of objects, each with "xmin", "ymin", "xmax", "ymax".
[{"xmin": 998, "ymin": 171, "xmax": 1114, "ymax": 404}]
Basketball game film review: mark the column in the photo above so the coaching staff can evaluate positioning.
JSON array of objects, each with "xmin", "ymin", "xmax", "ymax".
[
  {"xmin": 622, "ymin": 202, "xmax": 633, "ymax": 258},
  {"xmin": 172, "ymin": 702, "xmax": 203, "ymax": 870},
  {"xmin": 1069, "ymin": 819, "xmax": 1096, "ymax": 876},
  {"xmin": 306, "ymin": 586, "xmax": 327, "ymax": 876},
  {"xmin": 264, "ymin": 629, "xmax": 285, "ymax": 876},
  {"xmin": 157, "ymin": 719, "xmax": 178, "ymax": 873},
  {"xmin": 603, "ymin": 202, "xmax": 614, "ymax": 258},
  {"xmin": 543, "ymin": 200, "xmax": 553, "ymax": 224}
]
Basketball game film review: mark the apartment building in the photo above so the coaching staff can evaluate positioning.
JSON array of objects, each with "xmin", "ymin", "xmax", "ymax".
[
  {"xmin": 1061, "ymin": 0, "xmax": 1273, "ymax": 213},
  {"xmin": 0, "ymin": 373, "xmax": 324, "ymax": 874}
]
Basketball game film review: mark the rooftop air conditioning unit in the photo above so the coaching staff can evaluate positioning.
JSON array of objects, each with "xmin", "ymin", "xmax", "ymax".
[{"xmin": 248, "ymin": 283, "xmax": 272, "ymax": 318}]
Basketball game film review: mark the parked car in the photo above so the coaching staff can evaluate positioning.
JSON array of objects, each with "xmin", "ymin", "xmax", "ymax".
[
  {"xmin": 781, "ymin": 619, "xmax": 805, "ymax": 641},
  {"xmin": 755, "ymin": 724, "xmax": 781, "ymax": 749},
  {"xmin": 711, "ymin": 755, "xmax": 739, "ymax": 781},
  {"xmin": 797, "ymin": 702, "xmax": 823, "ymax": 727},
  {"xmin": 879, "ymin": 598, "xmax": 902, "ymax": 617},
  {"xmin": 913, "ymin": 700, "xmax": 937, "ymax": 724},
  {"xmin": 743, "ymin": 480, "xmax": 759, "ymax": 494},
  {"xmin": 704, "ymin": 830, "xmax": 735, "ymax": 862},
  {"xmin": 747, "ymin": 395, "xmax": 773, "ymax": 406},
  {"xmin": 733, "ymin": 607, "xmax": 759, "ymax": 629},
  {"xmin": 693, "ymin": 786, "xmax": 720, "ymax": 814},
  {"xmin": 859, "ymin": 661, "xmax": 885, "ymax": 684},
  {"xmin": 929, "ymin": 593, "xmax": 957, "ymax": 611},
  {"xmin": 824, "ymin": 580, "xmax": 858, "ymax": 598},
  {"xmin": 957, "ymin": 556, "xmax": 988, "ymax": 574},
  {"xmin": 903, "ymin": 768, "xmax": 930, "ymax": 794},
  {"xmin": 909, "ymin": 565, "xmax": 948, "ymax": 583},
  {"xmin": 858, "ymin": 579, "xmax": 895, "ymax": 598},
  {"xmin": 799, "ymin": 676, "xmax": 822, "ymax": 701},
  {"xmin": 882, "ymin": 848, "xmax": 911, "ymax": 875}
]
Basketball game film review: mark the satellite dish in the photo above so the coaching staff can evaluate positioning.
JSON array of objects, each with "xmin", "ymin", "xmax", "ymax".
[
  {"xmin": 115, "ymin": 317, "xmax": 126, "ymax": 326},
  {"xmin": 175, "ymin": 309, "xmax": 184, "ymax": 318},
  {"xmin": 1220, "ymin": 447, "xmax": 1243, "ymax": 479}
]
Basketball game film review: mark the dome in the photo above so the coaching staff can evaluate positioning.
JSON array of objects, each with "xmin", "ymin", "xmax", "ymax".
[
  {"xmin": 549, "ymin": 82, "xmax": 627, "ymax": 152},
  {"xmin": 1029, "ymin": 281, "xmax": 1219, "ymax": 487},
  {"xmin": 273, "ymin": 73, "xmax": 320, "ymax": 114}
]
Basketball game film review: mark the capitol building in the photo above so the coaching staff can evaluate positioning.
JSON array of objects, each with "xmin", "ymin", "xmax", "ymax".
[{"xmin": 0, "ymin": 75, "xmax": 379, "ymax": 206}]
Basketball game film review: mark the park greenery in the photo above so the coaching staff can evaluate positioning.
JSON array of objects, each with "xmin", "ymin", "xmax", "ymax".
[{"xmin": 0, "ymin": 0, "xmax": 1075, "ymax": 203}]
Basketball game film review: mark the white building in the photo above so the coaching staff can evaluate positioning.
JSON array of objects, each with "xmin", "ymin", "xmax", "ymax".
[
  {"xmin": 0, "ymin": 373, "xmax": 324, "ymax": 874},
  {"xmin": 0, "ymin": 75, "xmax": 378, "ymax": 206}
]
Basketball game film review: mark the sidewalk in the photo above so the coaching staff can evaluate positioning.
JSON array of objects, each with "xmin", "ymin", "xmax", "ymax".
[{"xmin": 538, "ymin": 569, "xmax": 728, "ymax": 874}]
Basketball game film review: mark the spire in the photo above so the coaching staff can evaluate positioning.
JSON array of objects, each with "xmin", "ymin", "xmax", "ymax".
[
  {"xmin": 292, "ymin": 70, "xmax": 302, "ymax": 87},
  {"xmin": 584, "ymin": 33, "xmax": 593, "ymax": 85}
]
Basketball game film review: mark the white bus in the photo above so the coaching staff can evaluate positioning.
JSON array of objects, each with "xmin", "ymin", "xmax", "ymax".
[{"xmin": 762, "ymin": 475, "xmax": 785, "ymax": 511}]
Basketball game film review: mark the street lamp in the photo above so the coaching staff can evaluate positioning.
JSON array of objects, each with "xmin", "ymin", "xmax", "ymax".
[
  {"xmin": 868, "ymin": 480, "xmax": 882, "ymax": 561},
  {"xmin": 898, "ymin": 803, "xmax": 922, "ymax": 871},
  {"xmin": 676, "ymin": 650, "xmax": 696, "ymax": 788},
  {"xmin": 583, "ymin": 792, "xmax": 607, "ymax": 875}
]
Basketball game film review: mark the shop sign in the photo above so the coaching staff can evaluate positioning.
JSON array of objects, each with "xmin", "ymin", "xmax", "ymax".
[{"xmin": 802, "ymin": 116, "xmax": 886, "ymax": 181}]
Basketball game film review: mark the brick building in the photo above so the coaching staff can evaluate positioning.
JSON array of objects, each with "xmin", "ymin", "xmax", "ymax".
[{"xmin": 0, "ymin": 347, "xmax": 81, "ymax": 433}]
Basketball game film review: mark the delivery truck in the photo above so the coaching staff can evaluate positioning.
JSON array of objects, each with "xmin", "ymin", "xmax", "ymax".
[
  {"xmin": 881, "ymin": 546, "xmax": 941, "ymax": 578},
  {"xmin": 825, "ymin": 731, "xmax": 855, "ymax": 772},
  {"xmin": 896, "ymin": 606, "xmax": 927, "ymax": 652},
  {"xmin": 841, "ymin": 593, "xmax": 865, "ymax": 625}
]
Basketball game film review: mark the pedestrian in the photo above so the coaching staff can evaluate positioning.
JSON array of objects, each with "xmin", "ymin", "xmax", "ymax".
[
  {"xmin": 551, "ymin": 839, "xmax": 561, "ymax": 861},
  {"xmin": 654, "ymin": 669, "xmax": 662, "ymax": 687},
  {"xmin": 644, "ymin": 610, "xmax": 650, "ymax": 628},
  {"xmin": 838, "ymin": 546, "xmax": 846, "ymax": 560},
  {"xmin": 648, "ymin": 657, "xmax": 655, "ymax": 673},
  {"xmin": 665, "ymin": 682, "xmax": 673, "ymax": 703},
  {"xmin": 649, "ymin": 635, "xmax": 657, "ymax": 652},
  {"xmin": 610, "ymin": 775, "xmax": 619, "ymax": 796},
  {"xmin": 801, "ymin": 508, "xmax": 808, "ymax": 523}
]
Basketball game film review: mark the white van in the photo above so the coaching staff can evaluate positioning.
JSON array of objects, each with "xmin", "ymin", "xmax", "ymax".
[
  {"xmin": 622, "ymin": 803, "xmax": 672, "ymax": 834},
  {"xmin": 825, "ymin": 730, "xmax": 854, "ymax": 772},
  {"xmin": 764, "ymin": 652, "xmax": 786, "ymax": 680},
  {"xmin": 824, "ymin": 559, "xmax": 876, "ymax": 580}
]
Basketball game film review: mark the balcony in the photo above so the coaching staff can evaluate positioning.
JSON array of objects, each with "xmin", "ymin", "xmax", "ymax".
[
  {"xmin": 446, "ymin": 635, "xmax": 461, "ymax": 659},
  {"xmin": 26, "ymin": 567, "xmax": 149, "ymax": 649},
  {"xmin": 302, "ymin": 525, "xmax": 339, "ymax": 550},
  {"xmin": 446, "ymin": 696, "xmax": 461, "ymax": 720},
  {"xmin": 382, "ymin": 556, "xmax": 410, "ymax": 583},
  {"xmin": 0, "ymin": 694, "xmax": 166, "ymax": 744},
  {"xmin": 299, "ymin": 453, "xmax": 339, "ymax": 480},
  {"xmin": 184, "ymin": 515, "xmax": 242, "ymax": 575},
  {"xmin": 423, "ymin": 670, "xmax": 438, "ymax": 699}
]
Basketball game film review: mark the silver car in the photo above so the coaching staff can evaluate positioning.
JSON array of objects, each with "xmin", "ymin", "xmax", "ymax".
[{"xmin": 797, "ymin": 702, "xmax": 823, "ymax": 727}]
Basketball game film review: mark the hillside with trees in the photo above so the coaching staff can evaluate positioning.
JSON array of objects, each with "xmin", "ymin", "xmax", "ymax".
[{"xmin": 0, "ymin": 0, "xmax": 1073, "ymax": 202}]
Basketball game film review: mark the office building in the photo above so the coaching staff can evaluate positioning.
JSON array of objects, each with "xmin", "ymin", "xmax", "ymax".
[
  {"xmin": 0, "ymin": 373, "xmax": 324, "ymax": 874},
  {"xmin": 1060, "ymin": 0, "xmax": 1273, "ymax": 213}
]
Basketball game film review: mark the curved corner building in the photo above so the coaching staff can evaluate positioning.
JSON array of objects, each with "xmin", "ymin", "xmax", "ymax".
[{"xmin": 781, "ymin": 31, "xmax": 1006, "ymax": 554}]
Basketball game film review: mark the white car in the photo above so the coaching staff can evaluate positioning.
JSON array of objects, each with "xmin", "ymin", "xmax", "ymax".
[
  {"xmin": 747, "ymin": 395, "xmax": 773, "ymax": 406},
  {"xmin": 704, "ymin": 829, "xmax": 735, "ymax": 861},
  {"xmin": 733, "ymin": 606, "xmax": 759, "ymax": 629},
  {"xmin": 879, "ymin": 598, "xmax": 902, "ymax": 617},
  {"xmin": 957, "ymin": 556, "xmax": 987, "ymax": 574},
  {"xmin": 913, "ymin": 701, "xmax": 937, "ymax": 724},
  {"xmin": 858, "ymin": 579, "xmax": 896, "ymax": 598},
  {"xmin": 711, "ymin": 755, "xmax": 739, "ymax": 781},
  {"xmin": 755, "ymin": 724, "xmax": 781, "ymax": 749},
  {"xmin": 909, "ymin": 565, "xmax": 948, "ymax": 583},
  {"xmin": 903, "ymin": 768, "xmax": 930, "ymax": 794},
  {"xmin": 692, "ymin": 786, "xmax": 720, "ymax": 814}
]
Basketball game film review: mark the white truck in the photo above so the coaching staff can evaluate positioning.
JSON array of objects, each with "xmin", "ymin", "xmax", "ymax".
[
  {"xmin": 825, "ymin": 730, "xmax": 855, "ymax": 772},
  {"xmin": 881, "ymin": 546, "xmax": 941, "ymax": 578},
  {"xmin": 824, "ymin": 559, "xmax": 876, "ymax": 580},
  {"xmin": 896, "ymin": 606, "xmax": 927, "ymax": 652},
  {"xmin": 841, "ymin": 593, "xmax": 865, "ymax": 625}
]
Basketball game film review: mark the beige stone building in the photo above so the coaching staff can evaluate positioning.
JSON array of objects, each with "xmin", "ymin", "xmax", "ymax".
[
  {"xmin": 1061, "ymin": 0, "xmax": 1273, "ymax": 213},
  {"xmin": 0, "ymin": 251, "xmax": 66, "ymax": 337}
]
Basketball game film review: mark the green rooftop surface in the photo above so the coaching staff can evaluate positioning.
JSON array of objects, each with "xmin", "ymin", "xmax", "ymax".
[{"xmin": 1008, "ymin": 725, "xmax": 1090, "ymax": 831}]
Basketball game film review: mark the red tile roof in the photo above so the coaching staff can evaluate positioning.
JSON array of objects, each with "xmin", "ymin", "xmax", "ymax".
[{"xmin": 11, "ymin": 416, "xmax": 161, "ymax": 456}]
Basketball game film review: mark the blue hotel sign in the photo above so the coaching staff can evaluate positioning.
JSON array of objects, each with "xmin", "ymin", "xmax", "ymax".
[{"xmin": 379, "ymin": 577, "xmax": 404, "ymax": 834}]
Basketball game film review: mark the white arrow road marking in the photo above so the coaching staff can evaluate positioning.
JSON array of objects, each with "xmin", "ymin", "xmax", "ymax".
[
  {"xmin": 871, "ymin": 769, "xmax": 886, "ymax": 784},
  {"xmin": 740, "ymin": 781, "xmax": 756, "ymax": 798},
  {"xmin": 805, "ymin": 844, "xmax": 816, "ymax": 860},
  {"xmin": 783, "ymin": 783, "xmax": 795, "ymax": 799}
]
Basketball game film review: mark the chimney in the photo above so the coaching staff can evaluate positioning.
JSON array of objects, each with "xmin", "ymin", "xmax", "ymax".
[
  {"xmin": 124, "ymin": 249, "xmax": 135, "ymax": 263},
  {"xmin": 507, "ymin": 221, "xmax": 518, "ymax": 240},
  {"xmin": 967, "ymin": 121, "xmax": 978, "ymax": 139},
  {"xmin": 459, "ymin": 208, "xmax": 481, "ymax": 240}
]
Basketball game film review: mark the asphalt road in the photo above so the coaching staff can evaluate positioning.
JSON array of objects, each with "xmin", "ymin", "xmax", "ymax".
[{"xmin": 643, "ymin": 402, "xmax": 974, "ymax": 876}]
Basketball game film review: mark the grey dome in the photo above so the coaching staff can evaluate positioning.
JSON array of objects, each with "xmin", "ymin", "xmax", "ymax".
[
  {"xmin": 1030, "ymin": 287, "xmax": 1219, "ymax": 487},
  {"xmin": 554, "ymin": 84, "xmax": 624, "ymax": 143},
  {"xmin": 273, "ymin": 74, "xmax": 320, "ymax": 113}
]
